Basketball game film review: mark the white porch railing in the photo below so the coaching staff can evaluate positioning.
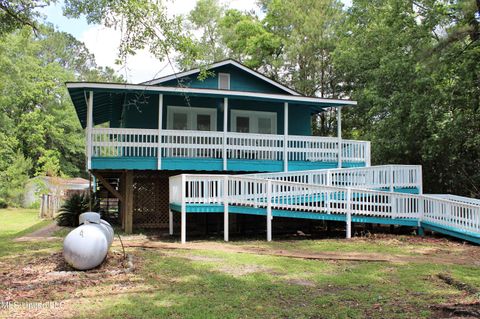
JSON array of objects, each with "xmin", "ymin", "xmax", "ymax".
[
  {"xmin": 250, "ymin": 165, "xmax": 422, "ymax": 193},
  {"xmin": 90, "ymin": 128, "xmax": 371, "ymax": 167},
  {"xmin": 422, "ymin": 195, "xmax": 480, "ymax": 233},
  {"xmin": 170, "ymin": 174, "xmax": 422, "ymax": 219},
  {"xmin": 169, "ymin": 174, "xmax": 480, "ymax": 242}
]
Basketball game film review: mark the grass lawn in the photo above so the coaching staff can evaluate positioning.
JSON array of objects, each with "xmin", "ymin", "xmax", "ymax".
[
  {"xmin": 0, "ymin": 210, "xmax": 479, "ymax": 318},
  {"xmin": 0, "ymin": 208, "xmax": 60, "ymax": 258}
]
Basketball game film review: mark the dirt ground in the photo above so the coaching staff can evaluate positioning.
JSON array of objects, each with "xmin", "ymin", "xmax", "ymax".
[
  {"xmin": 118, "ymin": 237, "xmax": 480, "ymax": 266},
  {"xmin": 0, "ymin": 250, "xmax": 139, "ymax": 319},
  {"xmin": 1, "ymin": 224, "xmax": 479, "ymax": 318},
  {"xmin": 14, "ymin": 223, "xmax": 62, "ymax": 242}
]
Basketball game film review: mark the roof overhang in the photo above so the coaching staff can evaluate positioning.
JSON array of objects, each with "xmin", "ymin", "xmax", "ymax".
[{"xmin": 66, "ymin": 82, "xmax": 357, "ymax": 128}]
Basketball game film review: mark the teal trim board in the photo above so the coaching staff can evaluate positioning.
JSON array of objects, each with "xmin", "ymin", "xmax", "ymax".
[
  {"xmin": 420, "ymin": 221, "xmax": 480, "ymax": 245},
  {"xmin": 228, "ymin": 160, "xmax": 283, "ymax": 172},
  {"xmin": 92, "ymin": 156, "xmax": 365, "ymax": 172},
  {"xmin": 92, "ymin": 157, "xmax": 157, "ymax": 170},
  {"xmin": 374, "ymin": 187, "xmax": 420, "ymax": 195},
  {"xmin": 162, "ymin": 158, "xmax": 223, "ymax": 171}
]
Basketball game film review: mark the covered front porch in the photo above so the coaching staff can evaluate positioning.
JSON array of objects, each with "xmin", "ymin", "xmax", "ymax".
[{"xmin": 67, "ymin": 82, "xmax": 370, "ymax": 172}]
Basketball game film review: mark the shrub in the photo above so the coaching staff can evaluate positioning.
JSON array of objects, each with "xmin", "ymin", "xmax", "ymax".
[
  {"xmin": 29, "ymin": 201, "xmax": 40, "ymax": 209},
  {"xmin": 56, "ymin": 193, "xmax": 99, "ymax": 227},
  {"xmin": 0, "ymin": 198, "xmax": 7, "ymax": 209}
]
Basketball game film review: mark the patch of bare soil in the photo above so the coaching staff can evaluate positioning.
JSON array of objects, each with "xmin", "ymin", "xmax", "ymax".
[
  {"xmin": 431, "ymin": 273, "xmax": 480, "ymax": 319},
  {"xmin": 216, "ymin": 264, "xmax": 277, "ymax": 277},
  {"xmin": 432, "ymin": 302, "xmax": 480, "ymax": 318},
  {"xmin": 119, "ymin": 240, "xmax": 480, "ymax": 266},
  {"xmin": 437, "ymin": 273, "xmax": 479, "ymax": 295},
  {"xmin": 0, "ymin": 250, "xmax": 139, "ymax": 319},
  {"xmin": 0, "ymin": 250, "xmax": 133, "ymax": 301},
  {"xmin": 285, "ymin": 278, "xmax": 316, "ymax": 287},
  {"xmin": 14, "ymin": 223, "xmax": 63, "ymax": 242},
  {"xmin": 183, "ymin": 255, "xmax": 224, "ymax": 262}
]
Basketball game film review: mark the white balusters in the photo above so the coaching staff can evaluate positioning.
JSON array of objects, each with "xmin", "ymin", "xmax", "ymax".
[
  {"xmin": 252, "ymin": 165, "xmax": 423, "ymax": 193},
  {"xmin": 170, "ymin": 173, "xmax": 480, "ymax": 243},
  {"xmin": 90, "ymin": 128, "xmax": 371, "ymax": 166}
]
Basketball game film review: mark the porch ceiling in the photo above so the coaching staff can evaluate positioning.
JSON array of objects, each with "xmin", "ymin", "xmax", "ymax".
[{"xmin": 67, "ymin": 82, "xmax": 356, "ymax": 128}]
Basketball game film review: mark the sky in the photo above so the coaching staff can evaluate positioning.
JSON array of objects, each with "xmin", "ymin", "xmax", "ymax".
[{"xmin": 38, "ymin": 0, "xmax": 350, "ymax": 83}]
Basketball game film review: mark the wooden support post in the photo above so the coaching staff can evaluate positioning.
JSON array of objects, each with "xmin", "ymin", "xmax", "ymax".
[
  {"xmin": 181, "ymin": 174, "xmax": 187, "ymax": 244},
  {"xmin": 125, "ymin": 171, "xmax": 134, "ymax": 234},
  {"xmin": 346, "ymin": 188, "xmax": 352, "ymax": 239},
  {"xmin": 223, "ymin": 97, "xmax": 228, "ymax": 171},
  {"xmin": 169, "ymin": 210, "xmax": 173, "ymax": 235},
  {"xmin": 157, "ymin": 94, "xmax": 163, "ymax": 170},
  {"xmin": 283, "ymin": 102, "xmax": 289, "ymax": 172},
  {"xmin": 223, "ymin": 176, "xmax": 229, "ymax": 242},
  {"xmin": 337, "ymin": 106, "xmax": 342, "ymax": 169},
  {"xmin": 266, "ymin": 180, "xmax": 272, "ymax": 242},
  {"xmin": 120, "ymin": 172, "xmax": 126, "ymax": 230}
]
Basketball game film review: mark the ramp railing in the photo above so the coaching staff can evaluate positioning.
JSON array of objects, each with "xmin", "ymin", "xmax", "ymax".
[
  {"xmin": 170, "ymin": 173, "xmax": 479, "ymax": 242},
  {"xmin": 250, "ymin": 165, "xmax": 422, "ymax": 193}
]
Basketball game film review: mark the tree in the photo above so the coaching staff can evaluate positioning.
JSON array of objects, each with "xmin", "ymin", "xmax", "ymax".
[
  {"xmin": 176, "ymin": 0, "xmax": 228, "ymax": 70},
  {"xmin": 0, "ymin": 150, "xmax": 32, "ymax": 206},
  {"xmin": 63, "ymin": 0, "xmax": 194, "ymax": 74},
  {"xmin": 0, "ymin": 24, "xmax": 125, "ymax": 207},
  {"xmin": 0, "ymin": 0, "xmax": 52, "ymax": 35},
  {"xmin": 333, "ymin": 0, "xmax": 480, "ymax": 196},
  {"xmin": 261, "ymin": 0, "xmax": 345, "ymax": 136}
]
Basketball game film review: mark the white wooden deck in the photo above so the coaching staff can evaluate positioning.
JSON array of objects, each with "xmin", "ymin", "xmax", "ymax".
[
  {"xmin": 88, "ymin": 128, "xmax": 371, "ymax": 170},
  {"xmin": 169, "ymin": 165, "xmax": 480, "ymax": 244}
]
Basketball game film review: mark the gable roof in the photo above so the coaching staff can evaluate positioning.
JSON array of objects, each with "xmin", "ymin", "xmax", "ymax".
[{"xmin": 142, "ymin": 59, "xmax": 301, "ymax": 96}]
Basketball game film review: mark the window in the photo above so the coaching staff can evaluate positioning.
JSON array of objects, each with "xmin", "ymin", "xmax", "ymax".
[
  {"xmin": 236, "ymin": 116, "xmax": 250, "ymax": 133},
  {"xmin": 231, "ymin": 110, "xmax": 277, "ymax": 134},
  {"xmin": 196, "ymin": 114, "xmax": 212, "ymax": 131},
  {"xmin": 167, "ymin": 106, "xmax": 217, "ymax": 131},
  {"xmin": 258, "ymin": 117, "xmax": 272, "ymax": 134},
  {"xmin": 172, "ymin": 113, "xmax": 188, "ymax": 130},
  {"xmin": 218, "ymin": 73, "xmax": 230, "ymax": 90}
]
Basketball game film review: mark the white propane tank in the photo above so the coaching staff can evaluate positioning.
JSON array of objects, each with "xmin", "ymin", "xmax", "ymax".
[
  {"xmin": 79, "ymin": 211, "xmax": 101, "ymax": 225},
  {"xmin": 63, "ymin": 212, "xmax": 114, "ymax": 270}
]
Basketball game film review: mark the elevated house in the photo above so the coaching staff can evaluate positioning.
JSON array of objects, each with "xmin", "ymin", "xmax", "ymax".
[{"xmin": 67, "ymin": 59, "xmax": 480, "ymax": 244}]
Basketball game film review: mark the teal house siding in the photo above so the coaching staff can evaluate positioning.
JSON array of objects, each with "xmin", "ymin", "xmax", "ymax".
[
  {"xmin": 288, "ymin": 105, "xmax": 312, "ymax": 136},
  {"xmin": 159, "ymin": 64, "xmax": 289, "ymax": 95},
  {"xmin": 120, "ymin": 93, "xmax": 159, "ymax": 129},
  {"xmin": 111, "ymin": 93, "xmax": 312, "ymax": 136}
]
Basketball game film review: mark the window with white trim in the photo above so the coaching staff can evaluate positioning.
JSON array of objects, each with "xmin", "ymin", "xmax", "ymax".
[
  {"xmin": 218, "ymin": 73, "xmax": 230, "ymax": 90},
  {"xmin": 167, "ymin": 106, "xmax": 217, "ymax": 131},
  {"xmin": 231, "ymin": 110, "xmax": 277, "ymax": 134}
]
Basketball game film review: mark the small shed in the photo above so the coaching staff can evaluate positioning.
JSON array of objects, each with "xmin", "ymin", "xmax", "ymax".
[{"xmin": 24, "ymin": 177, "xmax": 90, "ymax": 216}]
